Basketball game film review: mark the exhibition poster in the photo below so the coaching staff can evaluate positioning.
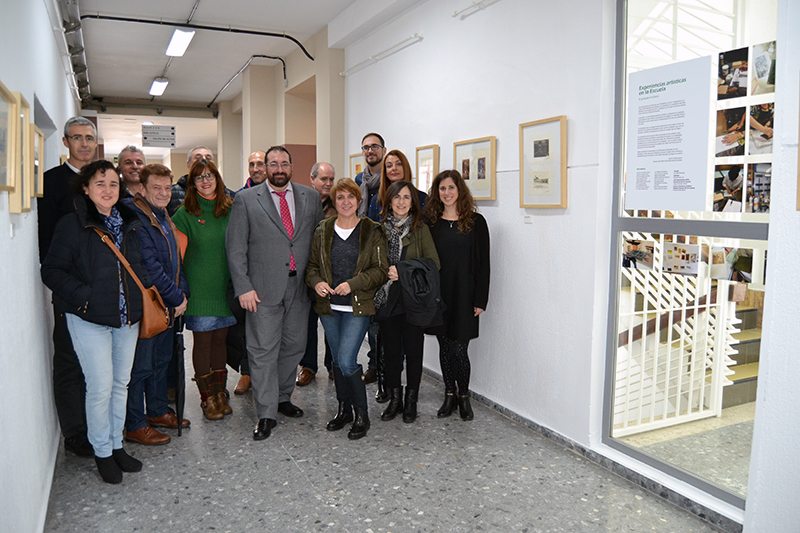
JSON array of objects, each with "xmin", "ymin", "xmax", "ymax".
[{"xmin": 624, "ymin": 56, "xmax": 712, "ymax": 211}]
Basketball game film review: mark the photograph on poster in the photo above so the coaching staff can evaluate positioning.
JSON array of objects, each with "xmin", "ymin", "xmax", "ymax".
[
  {"xmin": 664, "ymin": 242, "xmax": 700, "ymax": 276},
  {"xmin": 519, "ymin": 116, "xmax": 567, "ymax": 208},
  {"xmin": 746, "ymin": 163, "xmax": 771, "ymax": 213},
  {"xmin": 415, "ymin": 144, "xmax": 439, "ymax": 194},
  {"xmin": 349, "ymin": 152, "xmax": 365, "ymax": 180},
  {"xmin": 749, "ymin": 102, "xmax": 774, "ymax": 155},
  {"xmin": 622, "ymin": 239, "xmax": 655, "ymax": 271},
  {"xmin": 751, "ymin": 41, "xmax": 776, "ymax": 96},
  {"xmin": 713, "ymin": 164, "xmax": 744, "ymax": 212},
  {"xmin": 0, "ymin": 78, "xmax": 16, "ymax": 192},
  {"xmin": 715, "ymin": 107, "xmax": 746, "ymax": 157},
  {"xmin": 453, "ymin": 136, "xmax": 496, "ymax": 200},
  {"xmin": 718, "ymin": 47, "xmax": 748, "ymax": 100},
  {"xmin": 32, "ymin": 124, "xmax": 44, "ymax": 197}
]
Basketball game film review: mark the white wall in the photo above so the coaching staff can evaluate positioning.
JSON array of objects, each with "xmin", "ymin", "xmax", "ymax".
[
  {"xmin": 743, "ymin": 0, "xmax": 800, "ymax": 530},
  {"xmin": 0, "ymin": 1, "xmax": 78, "ymax": 531}
]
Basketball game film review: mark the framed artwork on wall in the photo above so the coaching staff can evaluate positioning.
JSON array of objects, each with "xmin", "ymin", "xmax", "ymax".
[
  {"xmin": 9, "ymin": 93, "xmax": 31, "ymax": 214},
  {"xmin": 32, "ymin": 124, "xmax": 44, "ymax": 197},
  {"xmin": 453, "ymin": 136, "xmax": 496, "ymax": 201},
  {"xmin": 519, "ymin": 115, "xmax": 567, "ymax": 208},
  {"xmin": 415, "ymin": 144, "xmax": 439, "ymax": 194},
  {"xmin": 349, "ymin": 152, "xmax": 366, "ymax": 180},
  {"xmin": 0, "ymin": 79, "xmax": 18, "ymax": 193}
]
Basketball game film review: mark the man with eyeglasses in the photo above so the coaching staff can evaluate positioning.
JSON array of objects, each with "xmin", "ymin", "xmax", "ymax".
[
  {"xmin": 355, "ymin": 133, "xmax": 387, "ymax": 385},
  {"xmin": 37, "ymin": 116, "xmax": 98, "ymax": 458},
  {"xmin": 226, "ymin": 146, "xmax": 324, "ymax": 441}
]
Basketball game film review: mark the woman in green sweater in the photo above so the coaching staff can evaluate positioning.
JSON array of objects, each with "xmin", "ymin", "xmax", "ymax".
[{"xmin": 172, "ymin": 160, "xmax": 235, "ymax": 420}]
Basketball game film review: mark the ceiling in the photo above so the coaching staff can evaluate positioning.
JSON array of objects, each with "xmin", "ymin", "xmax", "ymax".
[{"xmin": 77, "ymin": 0, "xmax": 358, "ymax": 155}]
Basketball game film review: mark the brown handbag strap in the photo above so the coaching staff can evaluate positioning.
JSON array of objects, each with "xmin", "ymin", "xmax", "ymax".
[{"xmin": 93, "ymin": 228, "xmax": 147, "ymax": 294}]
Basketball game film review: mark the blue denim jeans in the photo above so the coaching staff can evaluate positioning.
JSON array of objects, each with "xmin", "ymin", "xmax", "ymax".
[
  {"xmin": 126, "ymin": 327, "xmax": 173, "ymax": 432},
  {"xmin": 319, "ymin": 312, "xmax": 370, "ymax": 376},
  {"xmin": 66, "ymin": 314, "xmax": 139, "ymax": 458}
]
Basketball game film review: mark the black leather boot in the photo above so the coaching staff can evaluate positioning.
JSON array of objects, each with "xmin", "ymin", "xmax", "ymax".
[
  {"xmin": 437, "ymin": 391, "xmax": 458, "ymax": 418},
  {"xmin": 345, "ymin": 367, "xmax": 370, "ymax": 440},
  {"xmin": 375, "ymin": 340, "xmax": 389, "ymax": 403},
  {"xmin": 327, "ymin": 366, "xmax": 353, "ymax": 431},
  {"xmin": 381, "ymin": 387, "xmax": 404, "ymax": 421},
  {"xmin": 402, "ymin": 388, "xmax": 418, "ymax": 423},
  {"xmin": 458, "ymin": 393, "xmax": 474, "ymax": 421}
]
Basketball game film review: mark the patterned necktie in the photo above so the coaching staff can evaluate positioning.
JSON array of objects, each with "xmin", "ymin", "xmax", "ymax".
[{"xmin": 273, "ymin": 190, "xmax": 296, "ymax": 271}]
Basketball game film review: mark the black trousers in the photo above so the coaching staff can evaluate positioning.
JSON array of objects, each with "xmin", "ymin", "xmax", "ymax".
[
  {"xmin": 52, "ymin": 301, "xmax": 87, "ymax": 439},
  {"xmin": 380, "ymin": 314, "xmax": 425, "ymax": 390}
]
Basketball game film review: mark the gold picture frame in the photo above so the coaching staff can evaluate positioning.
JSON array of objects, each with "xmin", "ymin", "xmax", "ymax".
[
  {"xmin": 415, "ymin": 144, "xmax": 439, "ymax": 194},
  {"xmin": 453, "ymin": 136, "xmax": 496, "ymax": 201},
  {"xmin": 519, "ymin": 115, "xmax": 567, "ymax": 208},
  {"xmin": 8, "ymin": 92, "xmax": 31, "ymax": 213},
  {"xmin": 0, "ymin": 79, "xmax": 18, "ymax": 193},
  {"xmin": 32, "ymin": 124, "xmax": 44, "ymax": 197},
  {"xmin": 349, "ymin": 152, "xmax": 366, "ymax": 180}
]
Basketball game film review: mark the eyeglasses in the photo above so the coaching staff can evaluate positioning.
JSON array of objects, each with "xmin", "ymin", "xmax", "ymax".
[
  {"xmin": 195, "ymin": 173, "xmax": 215, "ymax": 182},
  {"xmin": 361, "ymin": 144, "xmax": 384, "ymax": 153},
  {"xmin": 68, "ymin": 134, "xmax": 96, "ymax": 143},
  {"xmin": 267, "ymin": 162, "xmax": 292, "ymax": 170}
]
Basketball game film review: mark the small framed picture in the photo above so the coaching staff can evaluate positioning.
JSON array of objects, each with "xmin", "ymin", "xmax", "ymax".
[
  {"xmin": 453, "ymin": 136, "xmax": 496, "ymax": 201},
  {"xmin": 8, "ymin": 92, "xmax": 31, "ymax": 214},
  {"xmin": 349, "ymin": 152, "xmax": 366, "ymax": 180},
  {"xmin": 32, "ymin": 124, "xmax": 44, "ymax": 197},
  {"xmin": 0, "ymin": 79, "xmax": 18, "ymax": 192},
  {"xmin": 415, "ymin": 144, "xmax": 439, "ymax": 194},
  {"xmin": 519, "ymin": 115, "xmax": 567, "ymax": 208}
]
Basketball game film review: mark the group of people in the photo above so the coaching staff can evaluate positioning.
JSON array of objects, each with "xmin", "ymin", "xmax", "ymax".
[{"xmin": 38, "ymin": 120, "xmax": 490, "ymax": 484}]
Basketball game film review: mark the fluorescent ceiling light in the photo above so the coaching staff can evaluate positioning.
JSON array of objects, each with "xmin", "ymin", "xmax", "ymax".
[
  {"xmin": 149, "ymin": 78, "xmax": 169, "ymax": 96},
  {"xmin": 141, "ymin": 121, "xmax": 154, "ymax": 125},
  {"xmin": 166, "ymin": 29, "xmax": 195, "ymax": 57}
]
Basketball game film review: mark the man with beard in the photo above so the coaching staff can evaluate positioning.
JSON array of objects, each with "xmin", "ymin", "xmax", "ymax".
[
  {"xmin": 117, "ymin": 145, "xmax": 146, "ymax": 197},
  {"xmin": 226, "ymin": 146, "xmax": 324, "ymax": 440}
]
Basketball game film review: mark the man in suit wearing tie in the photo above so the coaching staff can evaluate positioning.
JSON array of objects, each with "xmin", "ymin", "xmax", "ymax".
[{"xmin": 226, "ymin": 146, "xmax": 324, "ymax": 440}]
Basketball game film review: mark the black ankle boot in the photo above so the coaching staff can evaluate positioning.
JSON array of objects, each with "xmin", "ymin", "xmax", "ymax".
[
  {"xmin": 95, "ymin": 455, "xmax": 123, "ymax": 484},
  {"xmin": 381, "ymin": 387, "xmax": 404, "ymax": 421},
  {"xmin": 327, "ymin": 401, "xmax": 353, "ymax": 431},
  {"xmin": 348, "ymin": 407, "xmax": 370, "ymax": 440},
  {"xmin": 458, "ymin": 393, "xmax": 474, "ymax": 421},
  {"xmin": 437, "ymin": 392, "xmax": 458, "ymax": 418},
  {"xmin": 402, "ymin": 388, "xmax": 418, "ymax": 423},
  {"xmin": 112, "ymin": 448, "xmax": 142, "ymax": 472}
]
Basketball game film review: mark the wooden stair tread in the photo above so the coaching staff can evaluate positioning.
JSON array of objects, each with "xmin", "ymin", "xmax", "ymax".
[
  {"xmin": 730, "ymin": 362, "xmax": 759, "ymax": 382},
  {"xmin": 732, "ymin": 328, "xmax": 762, "ymax": 343}
]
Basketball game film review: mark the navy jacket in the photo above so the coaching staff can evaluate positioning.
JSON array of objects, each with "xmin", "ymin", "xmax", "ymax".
[
  {"xmin": 41, "ymin": 196, "xmax": 150, "ymax": 328},
  {"xmin": 124, "ymin": 195, "xmax": 189, "ymax": 319}
]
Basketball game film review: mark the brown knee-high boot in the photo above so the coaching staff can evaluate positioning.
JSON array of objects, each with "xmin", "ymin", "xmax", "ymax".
[{"xmin": 194, "ymin": 372, "xmax": 224, "ymax": 420}]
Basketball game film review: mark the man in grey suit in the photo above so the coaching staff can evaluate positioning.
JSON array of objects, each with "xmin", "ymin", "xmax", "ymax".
[{"xmin": 226, "ymin": 146, "xmax": 324, "ymax": 440}]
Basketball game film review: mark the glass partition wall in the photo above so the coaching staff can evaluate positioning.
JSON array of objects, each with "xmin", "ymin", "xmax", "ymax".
[{"xmin": 605, "ymin": 0, "xmax": 777, "ymax": 507}]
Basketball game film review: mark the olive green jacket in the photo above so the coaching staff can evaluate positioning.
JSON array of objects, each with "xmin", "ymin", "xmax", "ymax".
[
  {"xmin": 305, "ymin": 217, "xmax": 389, "ymax": 317},
  {"xmin": 381, "ymin": 222, "xmax": 441, "ymax": 269}
]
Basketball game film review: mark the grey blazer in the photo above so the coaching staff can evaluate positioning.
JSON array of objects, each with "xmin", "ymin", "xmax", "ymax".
[{"xmin": 226, "ymin": 182, "xmax": 324, "ymax": 307}]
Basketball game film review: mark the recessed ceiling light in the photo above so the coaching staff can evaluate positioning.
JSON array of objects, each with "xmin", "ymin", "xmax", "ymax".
[
  {"xmin": 149, "ymin": 78, "xmax": 169, "ymax": 96},
  {"xmin": 166, "ymin": 29, "xmax": 196, "ymax": 57}
]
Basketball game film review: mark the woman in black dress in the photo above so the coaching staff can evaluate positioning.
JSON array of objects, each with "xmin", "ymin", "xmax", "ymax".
[{"xmin": 424, "ymin": 170, "xmax": 490, "ymax": 421}]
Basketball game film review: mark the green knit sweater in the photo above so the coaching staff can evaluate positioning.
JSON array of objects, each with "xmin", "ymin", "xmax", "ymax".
[{"xmin": 172, "ymin": 195, "xmax": 233, "ymax": 318}]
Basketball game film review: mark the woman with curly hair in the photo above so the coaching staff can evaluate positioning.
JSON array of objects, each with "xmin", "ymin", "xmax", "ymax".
[
  {"xmin": 424, "ymin": 170, "xmax": 490, "ymax": 421},
  {"xmin": 172, "ymin": 159, "xmax": 235, "ymax": 420}
]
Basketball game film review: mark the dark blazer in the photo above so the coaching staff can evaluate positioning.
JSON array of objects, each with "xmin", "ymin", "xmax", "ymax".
[
  {"xmin": 41, "ymin": 196, "xmax": 150, "ymax": 328},
  {"xmin": 37, "ymin": 163, "xmax": 79, "ymax": 261},
  {"xmin": 125, "ymin": 195, "xmax": 189, "ymax": 316},
  {"xmin": 226, "ymin": 182, "xmax": 324, "ymax": 306}
]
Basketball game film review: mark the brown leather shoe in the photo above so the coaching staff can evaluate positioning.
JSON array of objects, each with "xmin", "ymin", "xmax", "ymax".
[
  {"xmin": 296, "ymin": 367, "xmax": 316, "ymax": 386},
  {"xmin": 125, "ymin": 425, "xmax": 171, "ymax": 446},
  {"xmin": 234, "ymin": 374, "xmax": 251, "ymax": 395},
  {"xmin": 148, "ymin": 411, "xmax": 191, "ymax": 429}
]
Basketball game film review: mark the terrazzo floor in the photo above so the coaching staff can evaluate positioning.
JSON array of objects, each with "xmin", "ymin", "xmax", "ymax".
[{"xmin": 45, "ymin": 335, "xmax": 721, "ymax": 532}]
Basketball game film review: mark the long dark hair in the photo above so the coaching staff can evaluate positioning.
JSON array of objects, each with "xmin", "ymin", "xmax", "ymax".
[
  {"xmin": 378, "ymin": 149, "xmax": 413, "ymax": 210},
  {"xmin": 183, "ymin": 159, "xmax": 232, "ymax": 218},
  {"xmin": 381, "ymin": 180, "xmax": 423, "ymax": 231},
  {"xmin": 424, "ymin": 170, "xmax": 477, "ymax": 233}
]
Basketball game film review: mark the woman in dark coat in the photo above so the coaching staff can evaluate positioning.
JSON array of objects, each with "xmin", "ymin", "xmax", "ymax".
[
  {"xmin": 424, "ymin": 170, "xmax": 490, "ymax": 421},
  {"xmin": 42, "ymin": 160, "xmax": 150, "ymax": 484}
]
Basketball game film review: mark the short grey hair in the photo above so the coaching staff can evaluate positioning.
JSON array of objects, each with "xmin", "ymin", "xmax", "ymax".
[
  {"xmin": 310, "ymin": 162, "xmax": 335, "ymax": 179},
  {"xmin": 187, "ymin": 146, "xmax": 212, "ymax": 162},
  {"xmin": 118, "ymin": 145, "xmax": 145, "ymax": 163},
  {"xmin": 63, "ymin": 116, "xmax": 96, "ymax": 139}
]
